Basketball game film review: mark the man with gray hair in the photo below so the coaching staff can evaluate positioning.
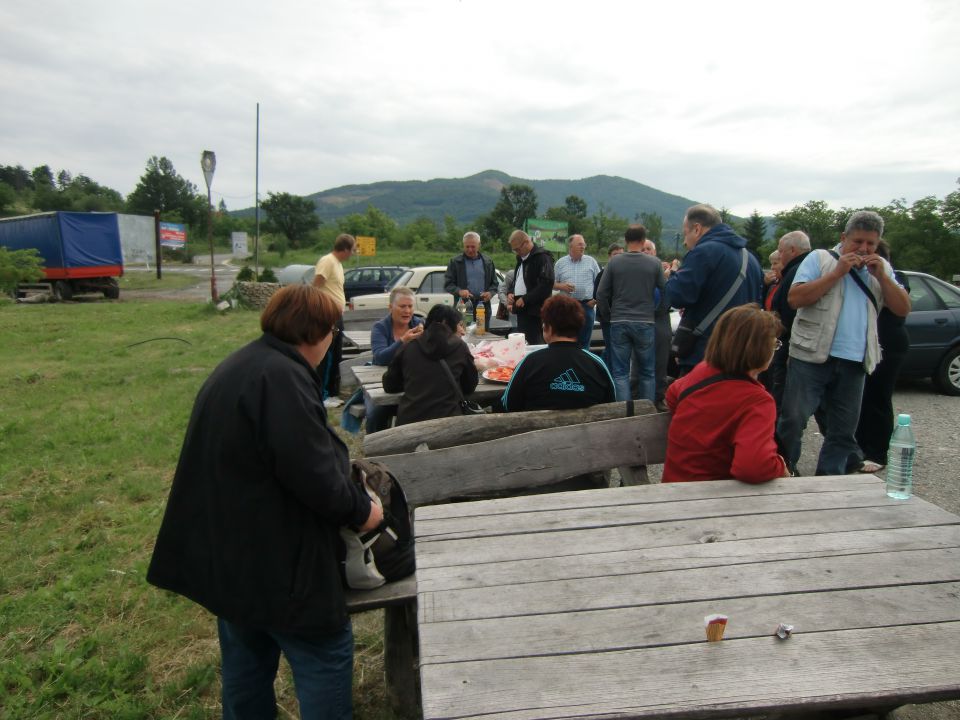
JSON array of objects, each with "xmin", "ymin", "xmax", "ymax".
[
  {"xmin": 444, "ymin": 231, "xmax": 498, "ymax": 331},
  {"xmin": 553, "ymin": 234, "xmax": 601, "ymax": 349},
  {"xmin": 767, "ymin": 230, "xmax": 812, "ymax": 413},
  {"xmin": 777, "ymin": 211, "xmax": 911, "ymax": 475},
  {"xmin": 664, "ymin": 204, "xmax": 764, "ymax": 375}
]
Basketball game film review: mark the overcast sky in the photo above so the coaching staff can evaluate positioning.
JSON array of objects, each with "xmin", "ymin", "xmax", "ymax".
[{"xmin": 2, "ymin": 0, "xmax": 958, "ymax": 218}]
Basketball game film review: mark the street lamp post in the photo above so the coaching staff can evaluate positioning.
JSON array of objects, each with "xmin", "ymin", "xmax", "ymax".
[{"xmin": 201, "ymin": 150, "xmax": 219, "ymax": 303}]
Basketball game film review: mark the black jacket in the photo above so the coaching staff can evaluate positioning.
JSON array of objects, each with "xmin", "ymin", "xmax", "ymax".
[
  {"xmin": 147, "ymin": 333, "xmax": 371, "ymax": 639},
  {"xmin": 770, "ymin": 251, "xmax": 810, "ymax": 342},
  {"xmin": 444, "ymin": 252, "xmax": 499, "ymax": 300},
  {"xmin": 513, "ymin": 245, "xmax": 555, "ymax": 317},
  {"xmin": 382, "ymin": 323, "xmax": 479, "ymax": 425},
  {"xmin": 495, "ymin": 341, "xmax": 616, "ymax": 412}
]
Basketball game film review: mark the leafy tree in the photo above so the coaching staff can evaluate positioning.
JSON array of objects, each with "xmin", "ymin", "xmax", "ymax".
[
  {"xmin": 261, "ymin": 192, "xmax": 320, "ymax": 249},
  {"xmin": 0, "ymin": 164, "xmax": 33, "ymax": 191},
  {"xmin": 480, "ymin": 184, "xmax": 538, "ymax": 244},
  {"xmin": 585, "ymin": 203, "xmax": 628, "ymax": 251},
  {"xmin": 941, "ymin": 178, "xmax": 960, "ymax": 233},
  {"xmin": 398, "ymin": 216, "xmax": 442, "ymax": 250},
  {"xmin": 544, "ymin": 194, "xmax": 589, "ymax": 237},
  {"xmin": 61, "ymin": 174, "xmax": 124, "ymax": 212},
  {"xmin": 336, "ymin": 205, "xmax": 398, "ymax": 246},
  {"xmin": 638, "ymin": 211, "xmax": 664, "ymax": 242},
  {"xmin": 773, "ymin": 200, "xmax": 843, "ymax": 248},
  {"xmin": 564, "ymin": 194, "xmax": 588, "ymax": 219},
  {"xmin": 31, "ymin": 164, "xmax": 58, "ymax": 211},
  {"xmin": 0, "ymin": 247, "xmax": 44, "ymax": 295},
  {"xmin": 881, "ymin": 196, "xmax": 958, "ymax": 279},
  {"xmin": 443, "ymin": 215, "xmax": 466, "ymax": 251},
  {"xmin": 126, "ymin": 156, "xmax": 204, "ymax": 228},
  {"xmin": 742, "ymin": 211, "xmax": 767, "ymax": 258},
  {"xmin": 0, "ymin": 183, "xmax": 18, "ymax": 216}
]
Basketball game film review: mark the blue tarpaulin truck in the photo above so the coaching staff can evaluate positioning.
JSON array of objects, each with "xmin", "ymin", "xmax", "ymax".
[{"xmin": 0, "ymin": 211, "xmax": 124, "ymax": 300}]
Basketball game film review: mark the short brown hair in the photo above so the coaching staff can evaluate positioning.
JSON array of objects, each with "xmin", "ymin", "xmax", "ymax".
[
  {"xmin": 704, "ymin": 303, "xmax": 782, "ymax": 375},
  {"xmin": 261, "ymin": 285, "xmax": 340, "ymax": 346},
  {"xmin": 333, "ymin": 233, "xmax": 356, "ymax": 252},
  {"xmin": 624, "ymin": 224, "xmax": 647, "ymax": 244},
  {"xmin": 541, "ymin": 294, "xmax": 584, "ymax": 339}
]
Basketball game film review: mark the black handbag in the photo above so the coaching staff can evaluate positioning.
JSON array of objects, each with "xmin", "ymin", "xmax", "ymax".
[{"xmin": 439, "ymin": 359, "xmax": 487, "ymax": 415}]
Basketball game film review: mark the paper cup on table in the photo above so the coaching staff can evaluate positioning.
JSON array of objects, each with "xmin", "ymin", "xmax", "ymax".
[{"xmin": 704, "ymin": 614, "xmax": 728, "ymax": 642}]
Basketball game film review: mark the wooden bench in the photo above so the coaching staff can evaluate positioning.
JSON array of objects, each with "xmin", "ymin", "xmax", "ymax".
[{"xmin": 343, "ymin": 402, "xmax": 669, "ymax": 716}]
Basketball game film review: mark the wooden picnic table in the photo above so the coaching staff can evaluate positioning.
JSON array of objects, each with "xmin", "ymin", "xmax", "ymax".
[
  {"xmin": 414, "ymin": 474, "xmax": 960, "ymax": 720},
  {"xmin": 342, "ymin": 329, "xmax": 371, "ymax": 352},
  {"xmin": 351, "ymin": 363, "xmax": 506, "ymax": 408}
]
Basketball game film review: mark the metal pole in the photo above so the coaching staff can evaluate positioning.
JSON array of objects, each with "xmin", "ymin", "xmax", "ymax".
[
  {"xmin": 208, "ymin": 185, "xmax": 218, "ymax": 302},
  {"xmin": 255, "ymin": 102, "xmax": 260, "ymax": 280},
  {"xmin": 154, "ymin": 209, "xmax": 162, "ymax": 279}
]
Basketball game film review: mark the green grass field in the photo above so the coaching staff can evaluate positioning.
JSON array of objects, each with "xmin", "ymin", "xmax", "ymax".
[{"xmin": 0, "ymin": 298, "xmax": 392, "ymax": 719}]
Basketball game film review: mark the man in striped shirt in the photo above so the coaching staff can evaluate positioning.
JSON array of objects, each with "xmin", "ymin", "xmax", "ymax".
[{"xmin": 553, "ymin": 234, "xmax": 600, "ymax": 349}]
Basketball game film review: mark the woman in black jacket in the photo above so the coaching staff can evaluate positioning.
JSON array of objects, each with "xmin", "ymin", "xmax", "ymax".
[
  {"xmin": 382, "ymin": 304, "xmax": 479, "ymax": 425},
  {"xmin": 147, "ymin": 285, "xmax": 382, "ymax": 719}
]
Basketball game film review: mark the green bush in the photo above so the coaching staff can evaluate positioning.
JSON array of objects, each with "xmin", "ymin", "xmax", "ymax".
[
  {"xmin": 259, "ymin": 267, "xmax": 277, "ymax": 283},
  {"xmin": 0, "ymin": 247, "xmax": 45, "ymax": 295},
  {"xmin": 235, "ymin": 266, "xmax": 255, "ymax": 282}
]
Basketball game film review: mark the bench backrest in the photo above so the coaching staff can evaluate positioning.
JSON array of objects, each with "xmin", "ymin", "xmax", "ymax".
[{"xmin": 367, "ymin": 412, "xmax": 670, "ymax": 508}]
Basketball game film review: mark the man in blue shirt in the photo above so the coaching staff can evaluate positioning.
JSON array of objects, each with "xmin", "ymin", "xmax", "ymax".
[
  {"xmin": 553, "ymin": 234, "xmax": 601, "ymax": 349},
  {"xmin": 776, "ymin": 210, "xmax": 911, "ymax": 475},
  {"xmin": 444, "ymin": 231, "xmax": 498, "ymax": 331}
]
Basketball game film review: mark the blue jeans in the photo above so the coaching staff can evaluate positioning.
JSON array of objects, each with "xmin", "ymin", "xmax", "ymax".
[
  {"xmin": 600, "ymin": 321, "xmax": 613, "ymax": 370},
  {"xmin": 218, "ymin": 618, "xmax": 353, "ymax": 720},
  {"xmin": 577, "ymin": 302, "xmax": 596, "ymax": 350},
  {"xmin": 777, "ymin": 356, "xmax": 866, "ymax": 476},
  {"xmin": 609, "ymin": 321, "xmax": 656, "ymax": 402}
]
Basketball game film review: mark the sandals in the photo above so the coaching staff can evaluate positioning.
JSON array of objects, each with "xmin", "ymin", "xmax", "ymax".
[{"xmin": 858, "ymin": 461, "xmax": 885, "ymax": 474}]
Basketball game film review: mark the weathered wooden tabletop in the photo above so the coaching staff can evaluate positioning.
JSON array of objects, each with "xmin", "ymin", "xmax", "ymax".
[
  {"xmin": 351, "ymin": 363, "xmax": 505, "ymax": 408},
  {"xmin": 414, "ymin": 475, "xmax": 960, "ymax": 720},
  {"xmin": 342, "ymin": 329, "xmax": 372, "ymax": 351}
]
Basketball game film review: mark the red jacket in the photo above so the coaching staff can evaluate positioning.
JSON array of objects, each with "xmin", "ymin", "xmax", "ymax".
[{"xmin": 664, "ymin": 361, "xmax": 786, "ymax": 483}]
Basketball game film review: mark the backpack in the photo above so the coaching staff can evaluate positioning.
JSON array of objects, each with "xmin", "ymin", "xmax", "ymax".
[{"xmin": 340, "ymin": 459, "xmax": 415, "ymax": 590}]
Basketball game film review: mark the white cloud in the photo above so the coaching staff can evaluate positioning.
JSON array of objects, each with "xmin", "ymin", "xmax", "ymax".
[{"xmin": 1, "ymin": 0, "xmax": 958, "ymax": 216}]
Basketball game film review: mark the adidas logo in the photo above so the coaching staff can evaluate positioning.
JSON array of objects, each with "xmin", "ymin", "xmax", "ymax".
[{"xmin": 550, "ymin": 369, "xmax": 585, "ymax": 392}]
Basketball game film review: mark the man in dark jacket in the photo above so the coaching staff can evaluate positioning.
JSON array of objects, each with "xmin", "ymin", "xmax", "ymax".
[
  {"xmin": 444, "ymin": 231, "xmax": 498, "ymax": 331},
  {"xmin": 147, "ymin": 285, "xmax": 382, "ymax": 719},
  {"xmin": 768, "ymin": 230, "xmax": 812, "ymax": 413},
  {"xmin": 506, "ymin": 229, "xmax": 555, "ymax": 344},
  {"xmin": 664, "ymin": 204, "xmax": 764, "ymax": 375}
]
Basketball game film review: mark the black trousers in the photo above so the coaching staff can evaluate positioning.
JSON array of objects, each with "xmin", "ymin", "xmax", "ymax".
[
  {"xmin": 855, "ymin": 349, "xmax": 908, "ymax": 464},
  {"xmin": 516, "ymin": 312, "xmax": 543, "ymax": 345}
]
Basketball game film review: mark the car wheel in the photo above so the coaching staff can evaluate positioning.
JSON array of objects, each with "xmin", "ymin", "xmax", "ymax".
[{"xmin": 933, "ymin": 345, "xmax": 960, "ymax": 396}]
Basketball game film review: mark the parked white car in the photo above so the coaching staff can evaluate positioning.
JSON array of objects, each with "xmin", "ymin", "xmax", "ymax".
[{"xmin": 350, "ymin": 265, "xmax": 504, "ymax": 317}]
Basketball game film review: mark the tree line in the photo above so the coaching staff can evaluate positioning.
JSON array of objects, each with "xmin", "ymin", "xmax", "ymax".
[{"xmin": 2, "ymin": 159, "xmax": 958, "ymax": 278}]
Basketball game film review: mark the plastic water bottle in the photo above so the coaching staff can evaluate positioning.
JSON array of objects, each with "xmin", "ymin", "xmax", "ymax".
[
  {"xmin": 885, "ymin": 414, "xmax": 916, "ymax": 500},
  {"xmin": 456, "ymin": 297, "xmax": 468, "ymax": 323}
]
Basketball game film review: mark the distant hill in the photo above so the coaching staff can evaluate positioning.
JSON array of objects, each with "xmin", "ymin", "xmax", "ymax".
[{"xmin": 239, "ymin": 170, "xmax": 704, "ymax": 233}]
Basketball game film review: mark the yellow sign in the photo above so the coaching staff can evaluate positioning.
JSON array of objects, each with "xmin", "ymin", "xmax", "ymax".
[{"xmin": 356, "ymin": 235, "xmax": 376, "ymax": 256}]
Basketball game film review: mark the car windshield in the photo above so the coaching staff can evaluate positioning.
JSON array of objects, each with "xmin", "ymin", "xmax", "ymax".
[{"xmin": 388, "ymin": 270, "xmax": 414, "ymax": 290}]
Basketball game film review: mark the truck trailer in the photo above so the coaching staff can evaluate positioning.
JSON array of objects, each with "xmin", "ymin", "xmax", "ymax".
[{"xmin": 0, "ymin": 211, "xmax": 123, "ymax": 300}]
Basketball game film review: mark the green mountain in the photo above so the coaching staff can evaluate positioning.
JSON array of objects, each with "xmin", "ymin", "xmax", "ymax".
[{"xmin": 294, "ymin": 169, "xmax": 701, "ymax": 229}]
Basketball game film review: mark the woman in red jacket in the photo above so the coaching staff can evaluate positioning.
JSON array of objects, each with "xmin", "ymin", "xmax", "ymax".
[{"xmin": 664, "ymin": 303, "xmax": 789, "ymax": 483}]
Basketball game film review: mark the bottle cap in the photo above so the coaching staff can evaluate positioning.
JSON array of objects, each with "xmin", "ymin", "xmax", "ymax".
[{"xmin": 897, "ymin": 414, "xmax": 911, "ymax": 425}]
